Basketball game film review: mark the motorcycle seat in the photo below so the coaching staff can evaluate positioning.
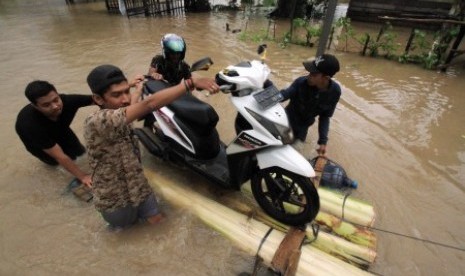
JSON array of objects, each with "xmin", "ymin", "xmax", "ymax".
[
  {"xmin": 145, "ymin": 79, "xmax": 219, "ymax": 132},
  {"xmin": 168, "ymin": 94, "xmax": 219, "ymax": 133}
]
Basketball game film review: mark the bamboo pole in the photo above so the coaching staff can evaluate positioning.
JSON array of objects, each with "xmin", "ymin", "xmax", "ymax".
[
  {"xmin": 318, "ymin": 187, "xmax": 376, "ymax": 227},
  {"xmin": 379, "ymin": 16, "xmax": 465, "ymax": 26},
  {"xmin": 144, "ymin": 169, "xmax": 374, "ymax": 275},
  {"xmin": 238, "ymin": 183, "xmax": 377, "ymax": 249},
  {"xmin": 220, "ymin": 196, "xmax": 377, "ymax": 268}
]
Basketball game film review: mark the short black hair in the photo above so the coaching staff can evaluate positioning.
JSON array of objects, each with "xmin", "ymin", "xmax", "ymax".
[{"xmin": 25, "ymin": 80, "xmax": 57, "ymax": 104}]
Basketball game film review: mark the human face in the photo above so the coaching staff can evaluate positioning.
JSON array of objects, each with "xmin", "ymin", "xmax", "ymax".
[
  {"xmin": 33, "ymin": 90, "xmax": 63, "ymax": 120},
  {"xmin": 167, "ymin": 52, "xmax": 181, "ymax": 64},
  {"xmin": 307, "ymin": 72, "xmax": 329, "ymax": 90},
  {"xmin": 94, "ymin": 81, "xmax": 131, "ymax": 109}
]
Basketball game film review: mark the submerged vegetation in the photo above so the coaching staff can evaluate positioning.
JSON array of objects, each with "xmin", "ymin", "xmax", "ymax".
[{"xmin": 236, "ymin": 4, "xmax": 462, "ymax": 71}]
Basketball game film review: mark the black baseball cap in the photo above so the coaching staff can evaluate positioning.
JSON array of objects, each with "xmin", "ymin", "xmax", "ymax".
[
  {"xmin": 87, "ymin": 64, "xmax": 127, "ymax": 96},
  {"xmin": 303, "ymin": 54, "xmax": 340, "ymax": 77}
]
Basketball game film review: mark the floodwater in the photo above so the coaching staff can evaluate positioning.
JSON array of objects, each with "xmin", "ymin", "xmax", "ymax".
[{"xmin": 1, "ymin": 1, "xmax": 464, "ymax": 275}]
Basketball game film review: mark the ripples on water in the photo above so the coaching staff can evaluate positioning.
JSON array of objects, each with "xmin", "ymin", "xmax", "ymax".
[{"xmin": 343, "ymin": 60, "xmax": 457, "ymax": 149}]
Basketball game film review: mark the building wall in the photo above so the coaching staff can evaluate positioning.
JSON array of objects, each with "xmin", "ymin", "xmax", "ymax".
[{"xmin": 347, "ymin": 0, "xmax": 454, "ymax": 26}]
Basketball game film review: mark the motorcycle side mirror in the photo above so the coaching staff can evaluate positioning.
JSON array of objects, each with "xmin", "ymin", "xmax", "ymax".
[
  {"xmin": 257, "ymin": 44, "xmax": 267, "ymax": 55},
  {"xmin": 190, "ymin": 57, "xmax": 214, "ymax": 72},
  {"xmin": 257, "ymin": 44, "xmax": 267, "ymax": 63}
]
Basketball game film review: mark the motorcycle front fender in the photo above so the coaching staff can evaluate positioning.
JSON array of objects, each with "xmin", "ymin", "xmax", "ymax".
[{"xmin": 256, "ymin": 145, "xmax": 315, "ymax": 178}]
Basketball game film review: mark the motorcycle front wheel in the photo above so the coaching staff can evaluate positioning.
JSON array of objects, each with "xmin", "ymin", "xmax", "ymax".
[{"xmin": 251, "ymin": 168, "xmax": 319, "ymax": 226}]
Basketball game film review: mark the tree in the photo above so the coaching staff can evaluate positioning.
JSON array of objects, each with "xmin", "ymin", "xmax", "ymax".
[
  {"xmin": 184, "ymin": 0, "xmax": 210, "ymax": 12},
  {"xmin": 269, "ymin": 0, "xmax": 308, "ymax": 18}
]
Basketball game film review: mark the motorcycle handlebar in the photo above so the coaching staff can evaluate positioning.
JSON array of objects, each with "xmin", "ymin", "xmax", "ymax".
[{"xmin": 219, "ymin": 84, "xmax": 233, "ymax": 94}]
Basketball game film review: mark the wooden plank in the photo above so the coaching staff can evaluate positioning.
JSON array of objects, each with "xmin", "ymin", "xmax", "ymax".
[{"xmin": 379, "ymin": 15, "xmax": 465, "ymax": 25}]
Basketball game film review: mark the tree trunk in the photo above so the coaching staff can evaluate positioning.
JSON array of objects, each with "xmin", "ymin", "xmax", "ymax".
[
  {"xmin": 269, "ymin": 0, "xmax": 307, "ymax": 18},
  {"xmin": 185, "ymin": 0, "xmax": 210, "ymax": 12}
]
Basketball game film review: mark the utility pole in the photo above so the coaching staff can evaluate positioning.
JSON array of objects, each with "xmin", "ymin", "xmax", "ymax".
[{"xmin": 316, "ymin": 0, "xmax": 338, "ymax": 56}]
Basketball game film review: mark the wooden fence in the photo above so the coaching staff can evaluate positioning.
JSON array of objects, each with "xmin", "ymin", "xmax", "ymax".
[
  {"xmin": 347, "ymin": 0, "xmax": 455, "ymax": 27},
  {"xmin": 105, "ymin": 0, "xmax": 186, "ymax": 17}
]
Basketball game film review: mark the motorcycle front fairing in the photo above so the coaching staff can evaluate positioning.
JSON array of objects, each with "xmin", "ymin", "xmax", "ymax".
[
  {"xmin": 226, "ymin": 93, "xmax": 315, "ymax": 178},
  {"xmin": 220, "ymin": 60, "xmax": 270, "ymax": 90},
  {"xmin": 256, "ymin": 146, "xmax": 315, "ymax": 178},
  {"xmin": 226, "ymin": 91, "xmax": 289, "ymax": 154}
]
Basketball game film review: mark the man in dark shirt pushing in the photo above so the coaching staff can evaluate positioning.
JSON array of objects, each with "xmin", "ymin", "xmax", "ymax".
[
  {"xmin": 280, "ymin": 54, "xmax": 341, "ymax": 156},
  {"xmin": 15, "ymin": 80, "xmax": 94, "ymax": 187}
]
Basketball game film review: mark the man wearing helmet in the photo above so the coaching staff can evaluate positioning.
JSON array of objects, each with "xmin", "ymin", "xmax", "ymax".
[
  {"xmin": 148, "ymin": 33, "xmax": 191, "ymax": 85},
  {"xmin": 280, "ymin": 54, "xmax": 341, "ymax": 157}
]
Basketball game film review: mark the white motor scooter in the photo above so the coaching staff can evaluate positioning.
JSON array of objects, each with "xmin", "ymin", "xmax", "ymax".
[{"xmin": 135, "ymin": 46, "xmax": 319, "ymax": 226}]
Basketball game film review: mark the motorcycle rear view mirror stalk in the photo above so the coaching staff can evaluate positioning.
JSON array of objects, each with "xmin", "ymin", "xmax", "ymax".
[
  {"xmin": 190, "ymin": 57, "xmax": 214, "ymax": 72},
  {"xmin": 257, "ymin": 44, "xmax": 267, "ymax": 63},
  {"xmin": 219, "ymin": 84, "xmax": 234, "ymax": 94}
]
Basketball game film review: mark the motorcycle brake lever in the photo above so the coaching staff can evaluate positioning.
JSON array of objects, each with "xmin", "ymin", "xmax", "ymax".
[{"xmin": 219, "ymin": 84, "xmax": 233, "ymax": 94}]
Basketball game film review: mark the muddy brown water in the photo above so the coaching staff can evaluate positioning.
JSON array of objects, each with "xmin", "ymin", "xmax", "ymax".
[{"xmin": 1, "ymin": 1, "xmax": 464, "ymax": 275}]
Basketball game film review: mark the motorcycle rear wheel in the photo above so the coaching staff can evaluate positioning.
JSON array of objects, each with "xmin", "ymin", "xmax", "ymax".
[{"xmin": 251, "ymin": 168, "xmax": 319, "ymax": 226}]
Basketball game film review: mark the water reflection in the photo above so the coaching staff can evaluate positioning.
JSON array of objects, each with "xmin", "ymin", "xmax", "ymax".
[{"xmin": 348, "ymin": 69, "xmax": 449, "ymax": 148}]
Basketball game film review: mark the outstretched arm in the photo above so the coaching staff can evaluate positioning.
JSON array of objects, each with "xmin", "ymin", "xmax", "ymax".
[
  {"xmin": 128, "ymin": 74, "xmax": 145, "ymax": 104},
  {"xmin": 279, "ymin": 78, "xmax": 301, "ymax": 102},
  {"xmin": 125, "ymin": 76, "xmax": 219, "ymax": 124},
  {"xmin": 43, "ymin": 144, "xmax": 92, "ymax": 187}
]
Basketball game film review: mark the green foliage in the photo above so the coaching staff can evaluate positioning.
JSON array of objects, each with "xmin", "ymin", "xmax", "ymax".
[
  {"xmin": 398, "ymin": 30, "xmax": 430, "ymax": 64},
  {"xmin": 366, "ymin": 23, "xmax": 398, "ymax": 59},
  {"xmin": 335, "ymin": 17, "xmax": 356, "ymax": 51},
  {"xmin": 412, "ymin": 29, "xmax": 430, "ymax": 51},
  {"xmin": 238, "ymin": 28, "xmax": 271, "ymax": 43},
  {"xmin": 422, "ymin": 53, "xmax": 440, "ymax": 70},
  {"xmin": 398, "ymin": 26, "xmax": 461, "ymax": 69},
  {"xmin": 290, "ymin": 18, "xmax": 321, "ymax": 46},
  {"xmin": 262, "ymin": 0, "xmax": 276, "ymax": 7},
  {"xmin": 238, "ymin": 10, "xmax": 460, "ymax": 71},
  {"xmin": 355, "ymin": 33, "xmax": 369, "ymax": 46},
  {"xmin": 278, "ymin": 32, "xmax": 292, "ymax": 48}
]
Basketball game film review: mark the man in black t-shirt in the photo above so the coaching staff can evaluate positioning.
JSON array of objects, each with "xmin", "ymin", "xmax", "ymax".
[{"xmin": 15, "ymin": 80, "xmax": 94, "ymax": 187}]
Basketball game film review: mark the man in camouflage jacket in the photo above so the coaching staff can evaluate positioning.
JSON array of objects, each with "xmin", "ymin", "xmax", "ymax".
[{"xmin": 84, "ymin": 64, "xmax": 219, "ymax": 228}]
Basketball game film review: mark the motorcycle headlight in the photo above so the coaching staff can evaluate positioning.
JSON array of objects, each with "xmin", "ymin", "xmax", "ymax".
[{"xmin": 246, "ymin": 107, "xmax": 294, "ymax": 144}]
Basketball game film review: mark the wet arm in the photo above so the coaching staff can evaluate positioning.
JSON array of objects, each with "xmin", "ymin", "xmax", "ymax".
[
  {"xmin": 279, "ymin": 79, "xmax": 299, "ymax": 102},
  {"xmin": 128, "ymin": 75, "xmax": 144, "ymax": 104},
  {"xmin": 317, "ymin": 116, "xmax": 330, "ymax": 145},
  {"xmin": 125, "ymin": 77, "xmax": 219, "ymax": 124},
  {"xmin": 318, "ymin": 91, "xmax": 340, "ymax": 145},
  {"xmin": 43, "ymin": 144, "xmax": 92, "ymax": 187}
]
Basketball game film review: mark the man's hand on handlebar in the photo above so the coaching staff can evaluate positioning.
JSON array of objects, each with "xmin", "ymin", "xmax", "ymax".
[
  {"xmin": 150, "ymin": 72, "xmax": 164, "ymax": 81},
  {"xmin": 129, "ymin": 74, "xmax": 145, "ymax": 87},
  {"xmin": 192, "ymin": 77, "xmax": 220, "ymax": 95}
]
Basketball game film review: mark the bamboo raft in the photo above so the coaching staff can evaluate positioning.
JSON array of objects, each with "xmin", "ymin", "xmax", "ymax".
[{"xmin": 144, "ymin": 168, "xmax": 377, "ymax": 275}]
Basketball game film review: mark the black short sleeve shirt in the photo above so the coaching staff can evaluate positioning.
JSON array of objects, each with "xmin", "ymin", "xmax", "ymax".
[
  {"xmin": 15, "ymin": 94, "xmax": 93, "ymax": 164},
  {"xmin": 150, "ymin": 55, "xmax": 191, "ymax": 84}
]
